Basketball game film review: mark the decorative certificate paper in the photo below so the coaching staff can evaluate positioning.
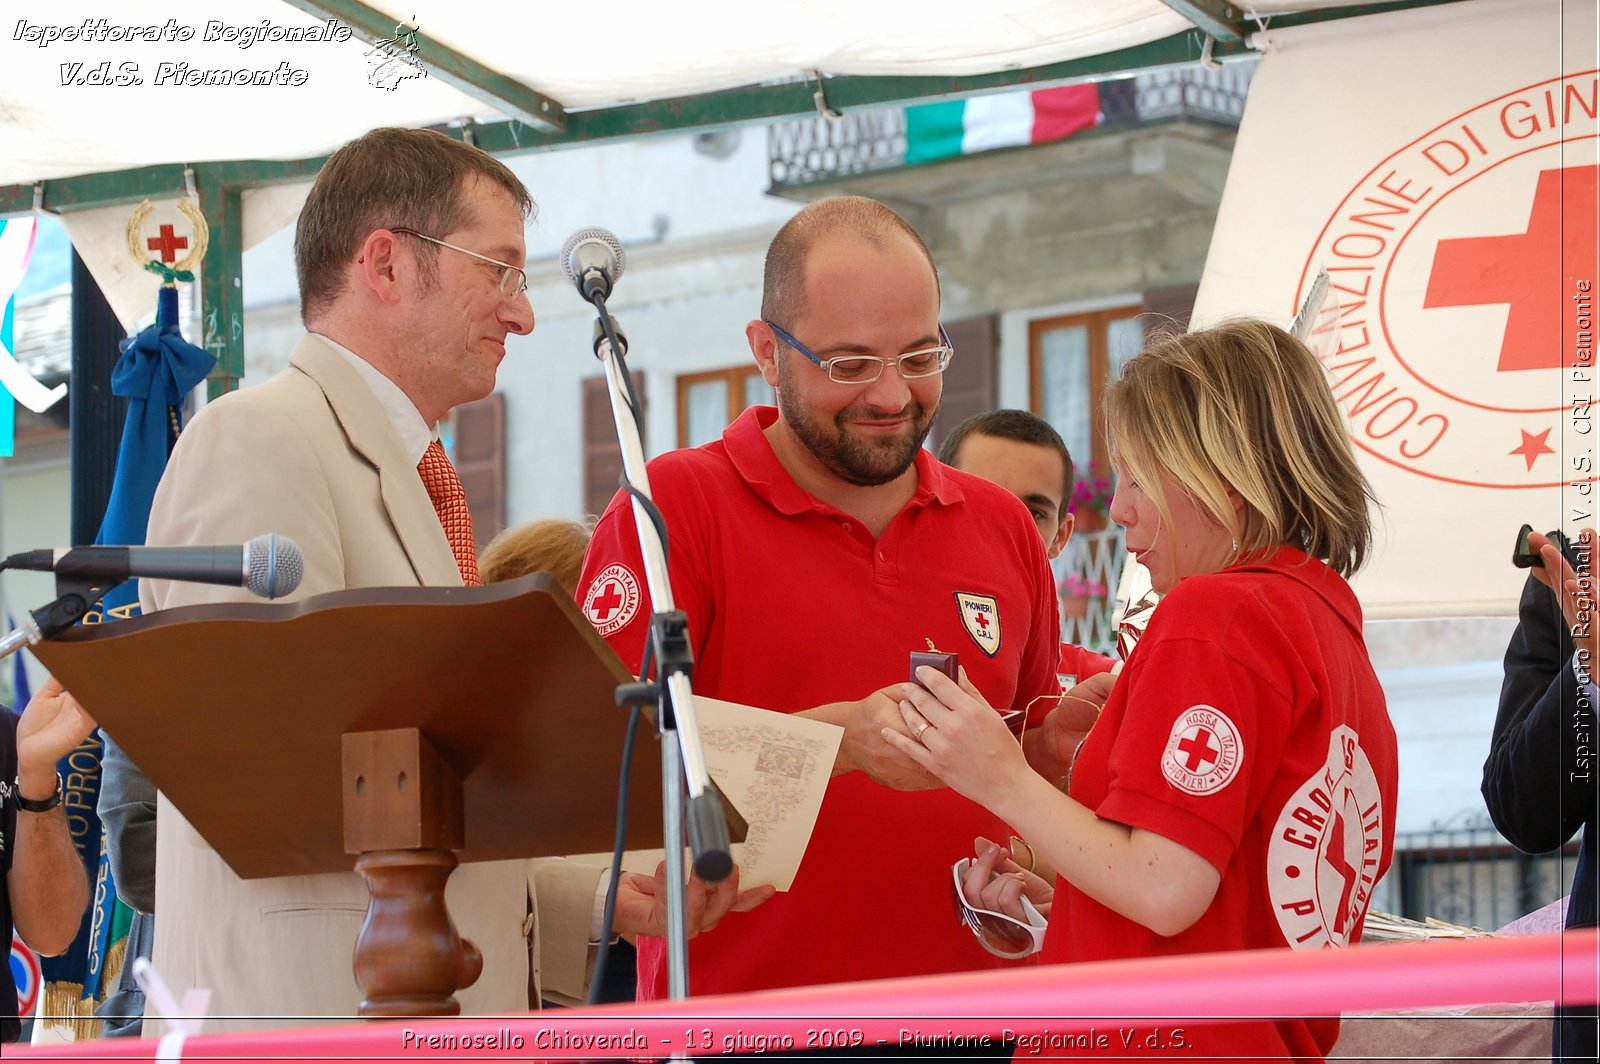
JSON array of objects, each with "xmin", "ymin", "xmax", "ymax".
[
  {"xmin": 693, "ymin": 695, "xmax": 841, "ymax": 891},
  {"xmin": 573, "ymin": 697, "xmax": 842, "ymax": 891}
]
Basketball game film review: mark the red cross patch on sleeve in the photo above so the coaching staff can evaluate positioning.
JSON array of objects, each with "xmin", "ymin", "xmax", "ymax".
[
  {"xmin": 582, "ymin": 563, "xmax": 642, "ymax": 636},
  {"xmin": 1160, "ymin": 705, "xmax": 1244, "ymax": 795}
]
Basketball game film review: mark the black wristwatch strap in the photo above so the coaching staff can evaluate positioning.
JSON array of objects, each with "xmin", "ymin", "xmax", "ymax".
[{"xmin": 16, "ymin": 773, "xmax": 63, "ymax": 813}]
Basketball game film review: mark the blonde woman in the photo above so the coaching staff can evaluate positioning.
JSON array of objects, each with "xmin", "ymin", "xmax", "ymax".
[{"xmin": 890, "ymin": 320, "xmax": 1399, "ymax": 1060}]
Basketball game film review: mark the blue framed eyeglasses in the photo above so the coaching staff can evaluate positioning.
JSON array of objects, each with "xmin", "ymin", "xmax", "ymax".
[{"xmin": 763, "ymin": 320, "xmax": 954, "ymax": 384}]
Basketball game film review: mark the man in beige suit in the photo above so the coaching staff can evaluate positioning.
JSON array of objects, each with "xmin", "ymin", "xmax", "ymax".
[{"xmin": 117, "ymin": 127, "xmax": 746, "ymax": 1028}]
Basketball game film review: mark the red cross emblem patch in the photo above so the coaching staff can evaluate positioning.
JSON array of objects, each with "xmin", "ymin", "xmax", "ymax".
[
  {"xmin": 1161, "ymin": 705, "xmax": 1243, "ymax": 795},
  {"xmin": 954, "ymin": 592, "xmax": 1001, "ymax": 657},
  {"xmin": 581, "ymin": 563, "xmax": 642, "ymax": 637}
]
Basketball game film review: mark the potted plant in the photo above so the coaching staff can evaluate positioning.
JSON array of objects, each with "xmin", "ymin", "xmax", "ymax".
[
  {"xmin": 1058, "ymin": 572, "xmax": 1109, "ymax": 619},
  {"xmin": 1068, "ymin": 461, "xmax": 1114, "ymax": 520}
]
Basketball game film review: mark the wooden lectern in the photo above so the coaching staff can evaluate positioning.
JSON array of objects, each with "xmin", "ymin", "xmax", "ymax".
[{"xmin": 32, "ymin": 574, "xmax": 671, "ymax": 1017}]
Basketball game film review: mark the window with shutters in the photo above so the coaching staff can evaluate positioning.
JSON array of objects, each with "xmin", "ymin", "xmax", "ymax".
[
  {"xmin": 1025, "ymin": 287, "xmax": 1198, "ymax": 511},
  {"xmin": 447, "ymin": 392, "xmax": 505, "ymax": 550},
  {"xmin": 1028, "ymin": 306, "xmax": 1145, "ymax": 531},
  {"xmin": 926, "ymin": 315, "xmax": 997, "ymax": 454},
  {"xmin": 676, "ymin": 365, "xmax": 773, "ymax": 448},
  {"xmin": 582, "ymin": 373, "xmax": 645, "ymax": 519},
  {"xmin": 1141, "ymin": 283, "xmax": 1199, "ymax": 336}
]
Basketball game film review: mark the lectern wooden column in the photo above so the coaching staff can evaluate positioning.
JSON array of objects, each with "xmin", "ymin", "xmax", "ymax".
[{"xmin": 33, "ymin": 574, "xmax": 668, "ymax": 1017}]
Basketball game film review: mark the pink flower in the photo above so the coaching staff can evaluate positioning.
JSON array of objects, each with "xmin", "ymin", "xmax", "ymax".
[
  {"xmin": 1067, "ymin": 461, "xmax": 1114, "ymax": 516},
  {"xmin": 1058, "ymin": 574, "xmax": 1108, "ymax": 598}
]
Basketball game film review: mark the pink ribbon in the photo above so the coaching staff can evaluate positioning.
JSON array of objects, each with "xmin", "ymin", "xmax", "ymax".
[{"xmin": 11, "ymin": 930, "xmax": 1596, "ymax": 1060}]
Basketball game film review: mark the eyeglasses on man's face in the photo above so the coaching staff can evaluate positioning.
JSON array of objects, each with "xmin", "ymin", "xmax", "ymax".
[
  {"xmin": 764, "ymin": 320, "xmax": 954, "ymax": 385},
  {"xmin": 390, "ymin": 227, "xmax": 528, "ymax": 298}
]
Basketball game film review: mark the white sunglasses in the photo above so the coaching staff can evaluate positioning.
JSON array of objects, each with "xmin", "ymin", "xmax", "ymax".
[{"xmin": 951, "ymin": 857, "xmax": 1047, "ymax": 960}]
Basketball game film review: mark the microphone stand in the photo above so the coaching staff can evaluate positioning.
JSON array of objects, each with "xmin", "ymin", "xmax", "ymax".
[
  {"xmin": 586, "ymin": 292, "xmax": 731, "ymax": 1001},
  {"xmin": 0, "ymin": 573, "xmax": 115, "ymax": 662}
]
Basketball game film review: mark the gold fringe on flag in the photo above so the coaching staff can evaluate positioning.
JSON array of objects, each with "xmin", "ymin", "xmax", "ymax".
[
  {"xmin": 40, "ymin": 981, "xmax": 103, "ymax": 1041},
  {"xmin": 101, "ymin": 934, "xmax": 128, "ymax": 1004}
]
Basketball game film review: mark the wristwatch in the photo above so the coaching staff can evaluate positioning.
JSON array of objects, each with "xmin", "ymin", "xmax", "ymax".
[{"xmin": 16, "ymin": 773, "xmax": 63, "ymax": 813}]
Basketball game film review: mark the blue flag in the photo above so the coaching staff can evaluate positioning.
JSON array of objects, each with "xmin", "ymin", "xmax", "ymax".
[
  {"xmin": 1, "ymin": 297, "xmax": 15, "ymax": 458},
  {"xmin": 38, "ymin": 284, "xmax": 214, "ymax": 1036},
  {"xmin": 8, "ymin": 616, "xmax": 36, "ymax": 1030},
  {"xmin": 9, "ymin": 627, "xmax": 30, "ymax": 707}
]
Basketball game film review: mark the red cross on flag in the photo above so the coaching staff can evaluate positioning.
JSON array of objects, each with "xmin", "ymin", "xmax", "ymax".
[
  {"xmin": 1193, "ymin": 0, "xmax": 1598, "ymax": 618},
  {"xmin": 146, "ymin": 223, "xmax": 189, "ymax": 264}
]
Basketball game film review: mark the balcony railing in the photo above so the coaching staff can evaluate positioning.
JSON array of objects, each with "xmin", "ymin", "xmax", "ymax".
[
  {"xmin": 769, "ymin": 58, "xmax": 1257, "ymax": 193},
  {"xmin": 1055, "ymin": 524, "xmax": 1127, "ymax": 663},
  {"xmin": 768, "ymin": 106, "xmax": 908, "ymax": 190},
  {"xmin": 1381, "ymin": 809, "xmax": 1579, "ymax": 929}
]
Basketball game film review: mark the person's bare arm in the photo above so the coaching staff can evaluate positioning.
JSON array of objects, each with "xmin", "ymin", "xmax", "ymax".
[{"xmin": 9, "ymin": 678, "xmax": 96, "ymax": 954}]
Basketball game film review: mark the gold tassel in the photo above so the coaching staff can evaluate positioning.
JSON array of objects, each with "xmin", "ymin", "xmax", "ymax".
[
  {"xmin": 101, "ymin": 936, "xmax": 129, "ymax": 1001},
  {"xmin": 40, "ymin": 981, "xmax": 102, "ymax": 1041}
]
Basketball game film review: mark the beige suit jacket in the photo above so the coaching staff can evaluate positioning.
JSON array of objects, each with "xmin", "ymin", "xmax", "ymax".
[{"xmin": 141, "ymin": 335, "xmax": 603, "ymax": 1028}]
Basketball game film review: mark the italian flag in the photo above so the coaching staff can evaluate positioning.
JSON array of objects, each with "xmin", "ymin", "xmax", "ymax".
[{"xmin": 905, "ymin": 85, "xmax": 1102, "ymax": 165}]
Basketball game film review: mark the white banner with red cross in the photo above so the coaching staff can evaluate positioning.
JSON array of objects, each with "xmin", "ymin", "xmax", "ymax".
[{"xmin": 1193, "ymin": 0, "xmax": 1598, "ymax": 618}]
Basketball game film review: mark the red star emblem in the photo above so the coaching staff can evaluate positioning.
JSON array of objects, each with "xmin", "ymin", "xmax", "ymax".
[{"xmin": 1509, "ymin": 428, "xmax": 1555, "ymax": 471}]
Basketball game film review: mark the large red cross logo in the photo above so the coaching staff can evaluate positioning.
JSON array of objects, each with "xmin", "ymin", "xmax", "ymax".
[
  {"xmin": 146, "ymin": 224, "xmax": 189, "ymax": 264},
  {"xmin": 1177, "ymin": 728, "xmax": 1220, "ymax": 772},
  {"xmin": 1424, "ymin": 164, "xmax": 1598, "ymax": 373},
  {"xmin": 973, "ymin": 612, "xmax": 989, "ymax": 632},
  {"xmin": 590, "ymin": 581, "xmax": 624, "ymax": 621}
]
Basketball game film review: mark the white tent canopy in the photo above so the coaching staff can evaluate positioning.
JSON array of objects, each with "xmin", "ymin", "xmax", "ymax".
[
  {"xmin": 3, "ymin": 0, "xmax": 1392, "ymax": 185},
  {"xmin": 0, "ymin": 0, "xmax": 1415, "ymax": 330}
]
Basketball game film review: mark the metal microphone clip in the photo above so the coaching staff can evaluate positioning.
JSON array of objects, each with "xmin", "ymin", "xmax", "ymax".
[{"xmin": 592, "ymin": 316, "xmax": 628, "ymax": 360}]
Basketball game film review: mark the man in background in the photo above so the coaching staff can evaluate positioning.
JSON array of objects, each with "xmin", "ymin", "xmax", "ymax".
[{"xmin": 938, "ymin": 409, "xmax": 1116, "ymax": 683}]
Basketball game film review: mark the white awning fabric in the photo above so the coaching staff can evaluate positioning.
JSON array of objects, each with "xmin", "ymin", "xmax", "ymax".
[{"xmin": 3, "ymin": 0, "xmax": 1371, "ymax": 184}]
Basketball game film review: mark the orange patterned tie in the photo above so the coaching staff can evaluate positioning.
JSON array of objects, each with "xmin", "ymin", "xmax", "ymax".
[{"xmin": 417, "ymin": 439, "xmax": 481, "ymax": 586}]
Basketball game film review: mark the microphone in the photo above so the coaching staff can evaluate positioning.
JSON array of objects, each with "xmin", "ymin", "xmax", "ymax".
[
  {"xmin": 560, "ymin": 227, "xmax": 626, "ymax": 304},
  {"xmin": 2, "ymin": 533, "xmax": 304, "ymax": 600}
]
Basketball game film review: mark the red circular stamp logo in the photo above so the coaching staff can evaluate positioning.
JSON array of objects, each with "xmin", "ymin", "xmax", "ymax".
[
  {"xmin": 581, "ymin": 563, "xmax": 642, "ymax": 636},
  {"xmin": 1160, "ymin": 705, "xmax": 1243, "ymax": 796},
  {"xmin": 1296, "ymin": 71, "xmax": 1598, "ymax": 489}
]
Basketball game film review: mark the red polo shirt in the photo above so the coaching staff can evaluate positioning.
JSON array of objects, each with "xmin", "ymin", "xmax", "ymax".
[
  {"xmin": 1043, "ymin": 547, "xmax": 1398, "ymax": 1060},
  {"xmin": 1058, "ymin": 643, "xmax": 1117, "ymax": 683},
  {"xmin": 578, "ymin": 406, "xmax": 1061, "ymax": 998}
]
